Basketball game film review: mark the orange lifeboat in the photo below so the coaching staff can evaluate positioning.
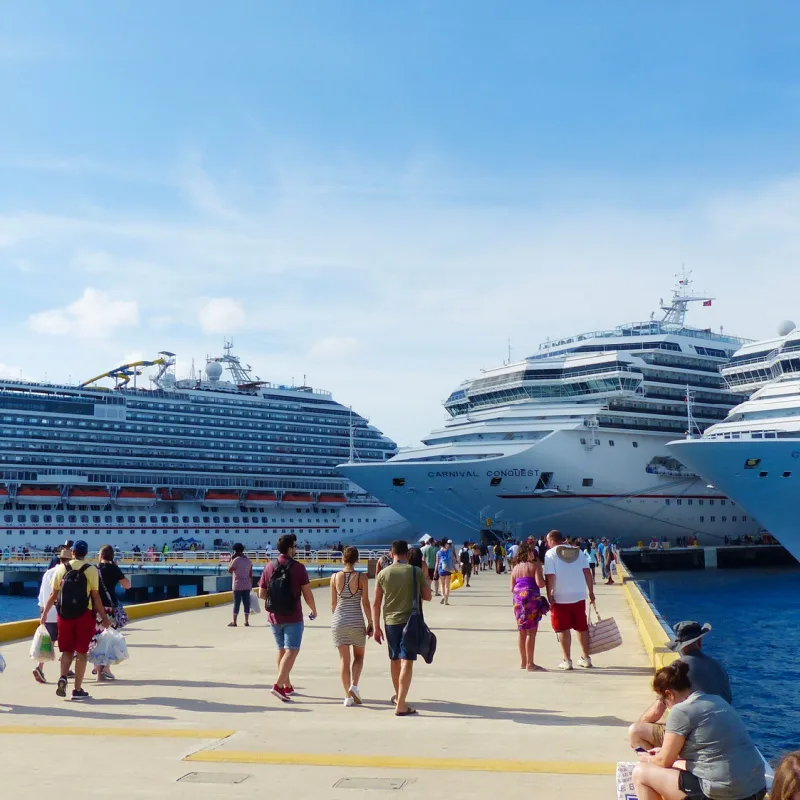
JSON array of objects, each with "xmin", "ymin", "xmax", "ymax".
[
  {"xmin": 17, "ymin": 486, "xmax": 61, "ymax": 504},
  {"xmin": 68, "ymin": 487, "xmax": 111, "ymax": 502},
  {"xmin": 157, "ymin": 488, "xmax": 190, "ymax": 502},
  {"xmin": 204, "ymin": 490, "xmax": 240, "ymax": 505},
  {"xmin": 282, "ymin": 492, "xmax": 314, "ymax": 506},
  {"xmin": 116, "ymin": 488, "xmax": 156, "ymax": 506},
  {"xmin": 243, "ymin": 491, "xmax": 278, "ymax": 507},
  {"xmin": 317, "ymin": 493, "xmax": 348, "ymax": 505}
]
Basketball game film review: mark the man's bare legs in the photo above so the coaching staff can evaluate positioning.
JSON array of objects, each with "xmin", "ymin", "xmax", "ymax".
[
  {"xmin": 390, "ymin": 658, "xmax": 401, "ymax": 699},
  {"xmin": 395, "ymin": 659, "xmax": 414, "ymax": 714},
  {"xmin": 276, "ymin": 647, "xmax": 300, "ymax": 689}
]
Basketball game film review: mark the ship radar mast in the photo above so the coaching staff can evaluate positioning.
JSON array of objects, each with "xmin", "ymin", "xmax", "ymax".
[
  {"xmin": 206, "ymin": 341, "xmax": 262, "ymax": 388},
  {"xmin": 660, "ymin": 268, "xmax": 714, "ymax": 328}
]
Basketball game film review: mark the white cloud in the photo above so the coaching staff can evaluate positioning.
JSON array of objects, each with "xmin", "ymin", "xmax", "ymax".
[
  {"xmin": 28, "ymin": 289, "xmax": 139, "ymax": 339},
  {"xmin": 0, "ymin": 363, "xmax": 21, "ymax": 379},
  {"xmin": 308, "ymin": 336, "xmax": 360, "ymax": 359},
  {"xmin": 198, "ymin": 298, "xmax": 246, "ymax": 333}
]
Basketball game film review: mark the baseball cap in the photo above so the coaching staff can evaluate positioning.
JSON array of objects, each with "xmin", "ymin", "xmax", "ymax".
[{"xmin": 72, "ymin": 540, "xmax": 89, "ymax": 558}]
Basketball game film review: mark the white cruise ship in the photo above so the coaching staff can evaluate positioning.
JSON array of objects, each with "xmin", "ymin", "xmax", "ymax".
[
  {"xmin": 341, "ymin": 277, "xmax": 762, "ymax": 545},
  {"xmin": 0, "ymin": 345, "xmax": 411, "ymax": 551},
  {"xmin": 668, "ymin": 321, "xmax": 800, "ymax": 561}
]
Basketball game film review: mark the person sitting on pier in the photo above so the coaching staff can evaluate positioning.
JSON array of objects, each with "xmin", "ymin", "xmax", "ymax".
[
  {"xmin": 770, "ymin": 750, "xmax": 800, "ymax": 800},
  {"xmin": 632, "ymin": 660, "xmax": 765, "ymax": 800},
  {"xmin": 629, "ymin": 620, "xmax": 732, "ymax": 751}
]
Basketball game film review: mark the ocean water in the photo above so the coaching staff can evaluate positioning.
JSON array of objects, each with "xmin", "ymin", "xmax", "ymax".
[{"xmin": 643, "ymin": 566, "xmax": 800, "ymax": 764}]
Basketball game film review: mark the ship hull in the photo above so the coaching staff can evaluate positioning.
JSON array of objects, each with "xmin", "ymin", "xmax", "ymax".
[{"xmin": 341, "ymin": 429, "xmax": 762, "ymax": 546}]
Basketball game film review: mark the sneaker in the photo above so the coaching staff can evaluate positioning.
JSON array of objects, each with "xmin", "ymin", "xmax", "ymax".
[
  {"xmin": 71, "ymin": 689, "xmax": 90, "ymax": 701},
  {"xmin": 284, "ymin": 684, "xmax": 295, "ymax": 696},
  {"xmin": 66, "ymin": 670, "xmax": 75, "ymax": 679},
  {"xmin": 32, "ymin": 667, "xmax": 46, "ymax": 684},
  {"xmin": 577, "ymin": 656, "xmax": 593, "ymax": 669},
  {"xmin": 348, "ymin": 685, "xmax": 362, "ymax": 705},
  {"xmin": 56, "ymin": 676, "xmax": 68, "ymax": 698},
  {"xmin": 440, "ymin": 598, "xmax": 445, "ymax": 604},
  {"xmin": 343, "ymin": 696, "xmax": 355, "ymax": 707},
  {"xmin": 270, "ymin": 684, "xmax": 291, "ymax": 703},
  {"xmin": 558, "ymin": 659, "xmax": 574, "ymax": 671}
]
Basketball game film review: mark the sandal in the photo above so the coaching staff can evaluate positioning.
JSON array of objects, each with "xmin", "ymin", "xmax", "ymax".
[
  {"xmin": 395, "ymin": 708, "xmax": 418, "ymax": 717},
  {"xmin": 390, "ymin": 694, "xmax": 397, "ymax": 705},
  {"xmin": 227, "ymin": 622, "xmax": 237, "ymax": 627}
]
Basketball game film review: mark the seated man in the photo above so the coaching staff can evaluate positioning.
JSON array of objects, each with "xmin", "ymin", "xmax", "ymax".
[{"xmin": 629, "ymin": 620, "xmax": 732, "ymax": 750}]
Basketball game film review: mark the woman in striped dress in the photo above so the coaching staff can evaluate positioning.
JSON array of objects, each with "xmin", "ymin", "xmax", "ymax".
[{"xmin": 331, "ymin": 547, "xmax": 374, "ymax": 707}]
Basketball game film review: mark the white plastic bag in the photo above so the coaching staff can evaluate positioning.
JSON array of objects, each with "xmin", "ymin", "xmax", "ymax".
[
  {"xmin": 616, "ymin": 762, "xmax": 638, "ymax": 800},
  {"xmin": 30, "ymin": 624, "xmax": 55, "ymax": 662},
  {"xmin": 0, "ymin": 652, "xmax": 5, "ymax": 673},
  {"xmin": 88, "ymin": 628, "xmax": 129, "ymax": 666},
  {"xmin": 249, "ymin": 590, "xmax": 261, "ymax": 615}
]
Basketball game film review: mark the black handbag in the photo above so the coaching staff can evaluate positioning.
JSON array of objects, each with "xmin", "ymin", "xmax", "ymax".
[{"xmin": 401, "ymin": 567, "xmax": 437, "ymax": 664}]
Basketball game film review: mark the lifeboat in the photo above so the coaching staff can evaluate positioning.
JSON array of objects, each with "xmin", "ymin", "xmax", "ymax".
[
  {"xmin": 157, "ymin": 488, "xmax": 190, "ymax": 502},
  {"xmin": 243, "ymin": 491, "xmax": 278, "ymax": 507},
  {"xmin": 17, "ymin": 486, "xmax": 61, "ymax": 504},
  {"xmin": 116, "ymin": 488, "xmax": 156, "ymax": 506},
  {"xmin": 0, "ymin": 487, "xmax": 8, "ymax": 500},
  {"xmin": 317, "ymin": 493, "xmax": 348, "ymax": 506},
  {"xmin": 204, "ymin": 490, "xmax": 240, "ymax": 505},
  {"xmin": 282, "ymin": 492, "xmax": 314, "ymax": 506},
  {"xmin": 68, "ymin": 488, "xmax": 111, "ymax": 502}
]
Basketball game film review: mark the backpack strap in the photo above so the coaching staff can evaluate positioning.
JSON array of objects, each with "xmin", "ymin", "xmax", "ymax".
[{"xmin": 78, "ymin": 564, "xmax": 90, "ymax": 575}]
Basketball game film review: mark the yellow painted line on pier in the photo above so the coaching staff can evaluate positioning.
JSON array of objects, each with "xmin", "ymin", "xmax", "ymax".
[
  {"xmin": 0, "ymin": 724, "xmax": 235, "ymax": 740},
  {"xmin": 185, "ymin": 749, "xmax": 616, "ymax": 775}
]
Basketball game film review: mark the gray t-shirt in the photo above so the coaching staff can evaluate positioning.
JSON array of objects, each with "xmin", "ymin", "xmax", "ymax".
[
  {"xmin": 681, "ymin": 651, "xmax": 733, "ymax": 705},
  {"xmin": 666, "ymin": 692, "xmax": 765, "ymax": 800}
]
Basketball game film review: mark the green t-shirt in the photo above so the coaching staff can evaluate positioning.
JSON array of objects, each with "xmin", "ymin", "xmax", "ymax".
[
  {"xmin": 376, "ymin": 563, "xmax": 423, "ymax": 626},
  {"xmin": 421, "ymin": 544, "xmax": 437, "ymax": 569}
]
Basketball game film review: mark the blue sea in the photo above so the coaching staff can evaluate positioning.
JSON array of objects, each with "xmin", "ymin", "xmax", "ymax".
[{"xmin": 642, "ymin": 566, "xmax": 800, "ymax": 764}]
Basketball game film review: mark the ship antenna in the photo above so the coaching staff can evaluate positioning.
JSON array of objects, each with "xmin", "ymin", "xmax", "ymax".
[
  {"xmin": 685, "ymin": 385, "xmax": 701, "ymax": 439},
  {"xmin": 349, "ymin": 407, "xmax": 356, "ymax": 463}
]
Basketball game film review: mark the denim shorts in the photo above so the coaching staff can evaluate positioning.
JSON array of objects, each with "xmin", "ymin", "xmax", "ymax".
[
  {"xmin": 385, "ymin": 622, "xmax": 416, "ymax": 662},
  {"xmin": 271, "ymin": 621, "xmax": 304, "ymax": 651}
]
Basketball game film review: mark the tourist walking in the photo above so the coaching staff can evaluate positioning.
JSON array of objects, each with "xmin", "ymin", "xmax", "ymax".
[
  {"xmin": 629, "ymin": 620, "xmax": 732, "ymax": 751},
  {"xmin": 458, "ymin": 542, "xmax": 473, "ymax": 587},
  {"xmin": 603, "ymin": 539, "xmax": 616, "ymax": 584},
  {"xmin": 372, "ymin": 540, "xmax": 432, "ymax": 716},
  {"xmin": 330, "ymin": 547, "xmax": 373, "ymax": 706},
  {"xmin": 258, "ymin": 535, "xmax": 317, "ymax": 702},
  {"xmin": 598, "ymin": 539, "xmax": 608, "ymax": 580},
  {"xmin": 586, "ymin": 541, "xmax": 598, "ymax": 583},
  {"xmin": 543, "ymin": 530, "xmax": 595, "ymax": 670},
  {"xmin": 631, "ymin": 661, "xmax": 766, "ymax": 800},
  {"xmin": 435, "ymin": 540, "xmax": 455, "ymax": 604},
  {"xmin": 33, "ymin": 548, "xmax": 71, "ymax": 684},
  {"xmin": 510, "ymin": 542, "xmax": 547, "ymax": 672},
  {"xmin": 227, "ymin": 543, "xmax": 254, "ymax": 627},
  {"xmin": 95, "ymin": 545, "xmax": 132, "ymax": 681},
  {"xmin": 493, "ymin": 542, "xmax": 505, "ymax": 574},
  {"xmin": 421, "ymin": 539, "xmax": 439, "ymax": 595},
  {"xmin": 40, "ymin": 540, "xmax": 111, "ymax": 701}
]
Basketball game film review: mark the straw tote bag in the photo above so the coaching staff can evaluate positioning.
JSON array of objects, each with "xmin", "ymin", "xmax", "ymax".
[{"xmin": 587, "ymin": 603, "xmax": 622, "ymax": 655}]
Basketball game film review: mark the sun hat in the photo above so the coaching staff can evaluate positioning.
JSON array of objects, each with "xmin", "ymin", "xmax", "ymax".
[
  {"xmin": 667, "ymin": 620, "xmax": 712, "ymax": 651},
  {"xmin": 58, "ymin": 547, "xmax": 72, "ymax": 559}
]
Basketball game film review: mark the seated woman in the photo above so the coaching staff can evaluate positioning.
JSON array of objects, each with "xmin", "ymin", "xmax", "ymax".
[
  {"xmin": 633, "ymin": 661, "xmax": 766, "ymax": 800},
  {"xmin": 770, "ymin": 750, "xmax": 799, "ymax": 800}
]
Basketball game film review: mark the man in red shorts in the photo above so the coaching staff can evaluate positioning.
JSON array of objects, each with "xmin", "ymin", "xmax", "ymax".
[
  {"xmin": 41, "ymin": 540, "xmax": 111, "ymax": 701},
  {"xmin": 544, "ymin": 530, "xmax": 595, "ymax": 670}
]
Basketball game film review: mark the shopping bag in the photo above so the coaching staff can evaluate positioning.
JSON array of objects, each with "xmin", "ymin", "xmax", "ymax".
[
  {"xmin": 88, "ymin": 628, "xmax": 129, "ymax": 666},
  {"xmin": 401, "ymin": 568, "xmax": 437, "ymax": 664},
  {"xmin": 450, "ymin": 572, "xmax": 464, "ymax": 591},
  {"xmin": 616, "ymin": 761, "xmax": 638, "ymax": 800},
  {"xmin": 588, "ymin": 603, "xmax": 623, "ymax": 655},
  {"xmin": 30, "ymin": 624, "xmax": 55, "ymax": 662},
  {"xmin": 249, "ymin": 590, "xmax": 261, "ymax": 614}
]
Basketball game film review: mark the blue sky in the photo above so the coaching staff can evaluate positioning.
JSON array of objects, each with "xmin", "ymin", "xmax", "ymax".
[{"xmin": 2, "ymin": 2, "xmax": 800, "ymax": 444}]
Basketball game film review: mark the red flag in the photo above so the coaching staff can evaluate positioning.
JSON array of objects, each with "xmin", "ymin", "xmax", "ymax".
[{"xmin": 703, "ymin": 300, "xmax": 712, "ymax": 307}]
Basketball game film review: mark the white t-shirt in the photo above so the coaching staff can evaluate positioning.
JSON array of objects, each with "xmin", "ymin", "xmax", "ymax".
[
  {"xmin": 543, "ymin": 546, "xmax": 589, "ymax": 604},
  {"xmin": 38, "ymin": 565, "xmax": 59, "ymax": 623},
  {"xmin": 508, "ymin": 544, "xmax": 519, "ymax": 559}
]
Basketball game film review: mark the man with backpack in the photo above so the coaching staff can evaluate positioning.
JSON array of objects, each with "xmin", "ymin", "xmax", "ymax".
[
  {"xmin": 40, "ymin": 540, "xmax": 111, "ymax": 701},
  {"xmin": 258, "ymin": 534, "xmax": 318, "ymax": 703},
  {"xmin": 458, "ymin": 542, "xmax": 473, "ymax": 587}
]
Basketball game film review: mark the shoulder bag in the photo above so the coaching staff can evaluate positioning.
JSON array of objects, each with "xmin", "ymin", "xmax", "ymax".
[
  {"xmin": 401, "ymin": 567, "xmax": 437, "ymax": 664},
  {"xmin": 587, "ymin": 602, "xmax": 622, "ymax": 655}
]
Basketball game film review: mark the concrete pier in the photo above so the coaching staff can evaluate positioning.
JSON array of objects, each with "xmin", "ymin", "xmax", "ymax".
[{"xmin": 0, "ymin": 573, "xmax": 655, "ymax": 799}]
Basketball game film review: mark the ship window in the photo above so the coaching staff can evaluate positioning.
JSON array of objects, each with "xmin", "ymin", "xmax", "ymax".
[
  {"xmin": 687, "ymin": 499, "xmax": 693, "ymax": 506},
  {"xmin": 664, "ymin": 499, "xmax": 670, "ymax": 506},
  {"xmin": 580, "ymin": 437, "xmax": 587, "ymax": 445},
  {"xmin": 722, "ymin": 516, "xmax": 727, "ymax": 522},
  {"xmin": 150, "ymin": 516, "xmax": 157, "ymax": 523},
  {"xmin": 700, "ymin": 516, "xmax": 704, "ymax": 522},
  {"xmin": 744, "ymin": 458, "xmax": 761, "ymax": 469},
  {"xmin": 182, "ymin": 516, "xmax": 190, "ymax": 523},
  {"xmin": 782, "ymin": 471, "xmax": 792, "ymax": 478},
  {"xmin": 720, "ymin": 500, "xmax": 726, "ymax": 506},
  {"xmin": 676, "ymin": 499, "xmax": 682, "ymax": 506},
  {"xmin": 232, "ymin": 516, "xmax": 240, "ymax": 523},
  {"xmin": 490, "ymin": 477, "xmax": 502, "ymax": 487},
  {"xmin": 698, "ymin": 500, "xmax": 703, "ymax": 506},
  {"xmin": 213, "ymin": 517, "xmax": 220, "ymax": 523},
  {"xmin": 732, "ymin": 516, "xmax": 737, "ymax": 522},
  {"xmin": 710, "ymin": 516, "xmax": 715, "ymax": 522},
  {"xmin": 115, "ymin": 516, "xmax": 123, "ymax": 523},
  {"xmin": 80, "ymin": 515, "xmax": 88, "ymax": 523},
  {"xmin": 171, "ymin": 516, "xmax": 179, "ymax": 523},
  {"xmin": 709, "ymin": 500, "xmax": 714, "ymax": 506},
  {"xmin": 3, "ymin": 515, "xmax": 10, "ymax": 523},
  {"xmin": 193, "ymin": 516, "xmax": 200, "ymax": 523},
  {"xmin": 223, "ymin": 516, "xmax": 230, "ymax": 524},
  {"xmin": 161, "ymin": 516, "xmax": 168, "ymax": 523},
  {"xmin": 632, "ymin": 441, "xmax": 638, "ymax": 448},
  {"xmin": 128, "ymin": 516, "xmax": 135, "ymax": 523},
  {"xmin": 582, "ymin": 478, "xmax": 594, "ymax": 487},
  {"xmin": 92, "ymin": 516, "xmax": 100, "ymax": 523},
  {"xmin": 759, "ymin": 472, "xmax": 768, "ymax": 478},
  {"xmin": 392, "ymin": 478, "xmax": 405, "ymax": 487},
  {"xmin": 31, "ymin": 514, "xmax": 40, "ymax": 523},
  {"xmin": 44, "ymin": 515, "xmax": 52, "ymax": 523},
  {"xmin": 56, "ymin": 515, "xmax": 64, "ymax": 523},
  {"xmin": 139, "ymin": 516, "xmax": 146, "ymax": 523},
  {"xmin": 743, "ymin": 515, "xmax": 747, "ymax": 521},
  {"xmin": 608, "ymin": 440, "xmax": 615, "ymax": 447}
]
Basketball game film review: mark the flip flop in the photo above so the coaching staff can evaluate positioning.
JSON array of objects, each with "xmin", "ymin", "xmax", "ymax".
[
  {"xmin": 390, "ymin": 694, "xmax": 397, "ymax": 705},
  {"xmin": 227, "ymin": 622, "xmax": 237, "ymax": 627},
  {"xmin": 395, "ymin": 708, "xmax": 418, "ymax": 717}
]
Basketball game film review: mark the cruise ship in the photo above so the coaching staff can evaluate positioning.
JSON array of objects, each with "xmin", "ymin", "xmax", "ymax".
[
  {"xmin": 668, "ymin": 321, "xmax": 800, "ymax": 561},
  {"xmin": 0, "ymin": 345, "xmax": 411, "ymax": 551},
  {"xmin": 341, "ymin": 277, "xmax": 763, "ymax": 545}
]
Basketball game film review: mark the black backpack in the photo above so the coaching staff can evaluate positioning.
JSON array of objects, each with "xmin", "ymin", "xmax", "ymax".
[
  {"xmin": 57, "ymin": 563, "xmax": 91, "ymax": 620},
  {"xmin": 459, "ymin": 548, "xmax": 471, "ymax": 566},
  {"xmin": 266, "ymin": 559, "xmax": 296, "ymax": 615}
]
